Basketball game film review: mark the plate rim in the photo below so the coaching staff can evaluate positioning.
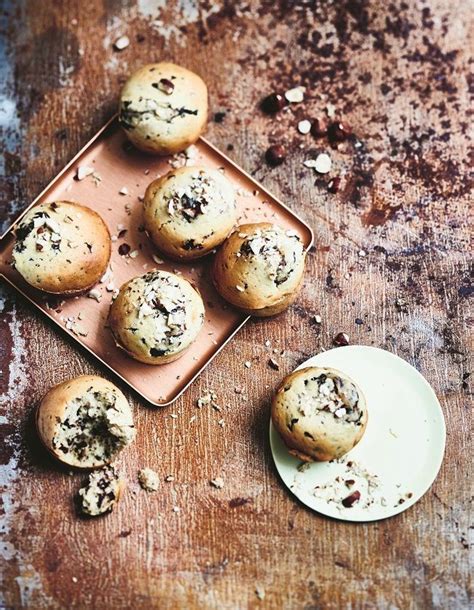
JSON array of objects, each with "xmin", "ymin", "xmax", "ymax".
[{"xmin": 269, "ymin": 345, "xmax": 446, "ymax": 522}]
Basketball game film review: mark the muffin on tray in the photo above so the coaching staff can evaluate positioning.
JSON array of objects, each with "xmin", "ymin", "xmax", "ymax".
[
  {"xmin": 212, "ymin": 223, "xmax": 306, "ymax": 317},
  {"xmin": 143, "ymin": 166, "xmax": 237, "ymax": 260},
  {"xmin": 108, "ymin": 270, "xmax": 205, "ymax": 365},
  {"xmin": 12, "ymin": 201, "xmax": 111, "ymax": 295}
]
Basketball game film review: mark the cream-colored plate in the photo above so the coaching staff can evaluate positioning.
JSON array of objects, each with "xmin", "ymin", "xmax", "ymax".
[{"xmin": 269, "ymin": 345, "xmax": 446, "ymax": 522}]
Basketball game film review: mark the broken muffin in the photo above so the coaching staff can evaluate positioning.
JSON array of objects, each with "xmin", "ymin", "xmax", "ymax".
[
  {"xmin": 36, "ymin": 375, "xmax": 135, "ymax": 469},
  {"xmin": 78, "ymin": 466, "xmax": 123, "ymax": 516},
  {"xmin": 272, "ymin": 367, "xmax": 368, "ymax": 461}
]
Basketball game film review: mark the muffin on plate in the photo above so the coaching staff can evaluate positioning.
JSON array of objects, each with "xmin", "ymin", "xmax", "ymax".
[
  {"xmin": 36, "ymin": 375, "xmax": 135, "ymax": 469},
  {"xmin": 212, "ymin": 223, "xmax": 306, "ymax": 317},
  {"xmin": 119, "ymin": 62, "xmax": 208, "ymax": 155},
  {"xmin": 143, "ymin": 166, "xmax": 237, "ymax": 260},
  {"xmin": 12, "ymin": 201, "xmax": 111, "ymax": 295},
  {"xmin": 108, "ymin": 270, "xmax": 205, "ymax": 364},
  {"xmin": 78, "ymin": 466, "xmax": 124, "ymax": 517},
  {"xmin": 271, "ymin": 367, "xmax": 368, "ymax": 462}
]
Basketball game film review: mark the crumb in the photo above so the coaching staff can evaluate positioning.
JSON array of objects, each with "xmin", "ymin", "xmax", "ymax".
[
  {"xmin": 138, "ymin": 468, "xmax": 159, "ymax": 492},
  {"xmin": 87, "ymin": 288, "xmax": 102, "ymax": 302},
  {"xmin": 268, "ymin": 358, "xmax": 280, "ymax": 370},
  {"xmin": 255, "ymin": 586, "xmax": 265, "ymax": 600},
  {"xmin": 210, "ymin": 477, "xmax": 225, "ymax": 489},
  {"xmin": 75, "ymin": 166, "xmax": 94, "ymax": 181}
]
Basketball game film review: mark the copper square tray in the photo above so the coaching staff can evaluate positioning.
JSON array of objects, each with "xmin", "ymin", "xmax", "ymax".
[{"xmin": 0, "ymin": 117, "xmax": 313, "ymax": 406}]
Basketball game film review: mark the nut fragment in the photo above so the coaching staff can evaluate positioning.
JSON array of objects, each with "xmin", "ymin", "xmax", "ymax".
[
  {"xmin": 153, "ymin": 78, "xmax": 175, "ymax": 95},
  {"xmin": 314, "ymin": 153, "xmax": 332, "ymax": 174},
  {"xmin": 341, "ymin": 490, "xmax": 361, "ymax": 508},
  {"xmin": 284, "ymin": 87, "xmax": 305, "ymax": 103},
  {"xmin": 261, "ymin": 93, "xmax": 286, "ymax": 114},
  {"xmin": 297, "ymin": 119, "xmax": 312, "ymax": 134},
  {"xmin": 265, "ymin": 145, "xmax": 286, "ymax": 167},
  {"xmin": 333, "ymin": 332, "xmax": 350, "ymax": 346},
  {"xmin": 113, "ymin": 35, "xmax": 130, "ymax": 51}
]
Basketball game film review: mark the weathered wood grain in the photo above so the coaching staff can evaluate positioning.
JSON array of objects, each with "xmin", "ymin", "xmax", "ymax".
[{"xmin": 0, "ymin": 1, "xmax": 471, "ymax": 608}]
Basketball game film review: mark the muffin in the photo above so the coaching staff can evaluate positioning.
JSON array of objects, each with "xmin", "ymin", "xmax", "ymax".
[
  {"xmin": 143, "ymin": 166, "xmax": 237, "ymax": 260},
  {"xmin": 108, "ymin": 270, "xmax": 205, "ymax": 364},
  {"xmin": 12, "ymin": 201, "xmax": 111, "ymax": 295},
  {"xmin": 212, "ymin": 223, "xmax": 306, "ymax": 317},
  {"xmin": 119, "ymin": 62, "xmax": 208, "ymax": 155},
  {"xmin": 36, "ymin": 375, "xmax": 135, "ymax": 469},
  {"xmin": 78, "ymin": 466, "xmax": 124, "ymax": 517},
  {"xmin": 271, "ymin": 367, "xmax": 368, "ymax": 462}
]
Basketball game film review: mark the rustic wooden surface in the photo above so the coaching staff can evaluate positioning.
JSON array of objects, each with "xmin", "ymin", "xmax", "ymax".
[{"xmin": 0, "ymin": 1, "xmax": 471, "ymax": 608}]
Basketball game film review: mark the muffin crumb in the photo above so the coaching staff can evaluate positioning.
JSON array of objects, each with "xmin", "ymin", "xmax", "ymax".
[{"xmin": 138, "ymin": 468, "xmax": 160, "ymax": 492}]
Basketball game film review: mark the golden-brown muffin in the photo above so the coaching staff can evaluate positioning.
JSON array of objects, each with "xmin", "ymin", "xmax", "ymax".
[
  {"xmin": 212, "ymin": 223, "xmax": 306, "ymax": 317},
  {"xmin": 36, "ymin": 375, "xmax": 135, "ymax": 469},
  {"xmin": 272, "ymin": 367, "xmax": 368, "ymax": 462},
  {"xmin": 12, "ymin": 201, "xmax": 111, "ymax": 295},
  {"xmin": 108, "ymin": 270, "xmax": 205, "ymax": 364},
  {"xmin": 143, "ymin": 166, "xmax": 237, "ymax": 260},
  {"xmin": 119, "ymin": 62, "xmax": 208, "ymax": 155}
]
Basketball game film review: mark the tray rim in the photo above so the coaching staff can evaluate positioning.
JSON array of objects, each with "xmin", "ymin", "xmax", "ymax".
[{"xmin": 0, "ymin": 115, "xmax": 315, "ymax": 407}]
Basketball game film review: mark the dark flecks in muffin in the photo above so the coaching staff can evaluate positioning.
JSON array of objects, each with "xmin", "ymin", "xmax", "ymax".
[
  {"xmin": 119, "ymin": 99, "xmax": 199, "ymax": 130},
  {"xmin": 150, "ymin": 347, "xmax": 167, "ymax": 357},
  {"xmin": 182, "ymin": 239, "xmax": 204, "ymax": 251},
  {"xmin": 287, "ymin": 417, "xmax": 299, "ymax": 431},
  {"xmin": 297, "ymin": 373, "xmax": 363, "ymax": 425},
  {"xmin": 52, "ymin": 389, "xmax": 134, "ymax": 464},
  {"xmin": 240, "ymin": 230, "xmax": 299, "ymax": 286}
]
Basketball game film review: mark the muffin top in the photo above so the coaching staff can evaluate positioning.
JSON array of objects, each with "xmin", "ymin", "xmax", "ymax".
[
  {"xmin": 109, "ymin": 270, "xmax": 205, "ymax": 363},
  {"xmin": 144, "ymin": 166, "xmax": 237, "ymax": 258},
  {"xmin": 213, "ymin": 223, "xmax": 306, "ymax": 312},
  {"xmin": 12, "ymin": 201, "xmax": 111, "ymax": 294},
  {"xmin": 272, "ymin": 366, "xmax": 368, "ymax": 462}
]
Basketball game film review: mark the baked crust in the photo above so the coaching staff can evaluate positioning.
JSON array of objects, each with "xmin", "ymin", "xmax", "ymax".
[
  {"xmin": 271, "ymin": 367, "xmax": 368, "ymax": 462},
  {"xmin": 12, "ymin": 201, "xmax": 111, "ymax": 295},
  {"xmin": 108, "ymin": 270, "xmax": 205, "ymax": 364},
  {"xmin": 143, "ymin": 166, "xmax": 237, "ymax": 260},
  {"xmin": 119, "ymin": 62, "xmax": 208, "ymax": 155},
  {"xmin": 212, "ymin": 222, "xmax": 306, "ymax": 317}
]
